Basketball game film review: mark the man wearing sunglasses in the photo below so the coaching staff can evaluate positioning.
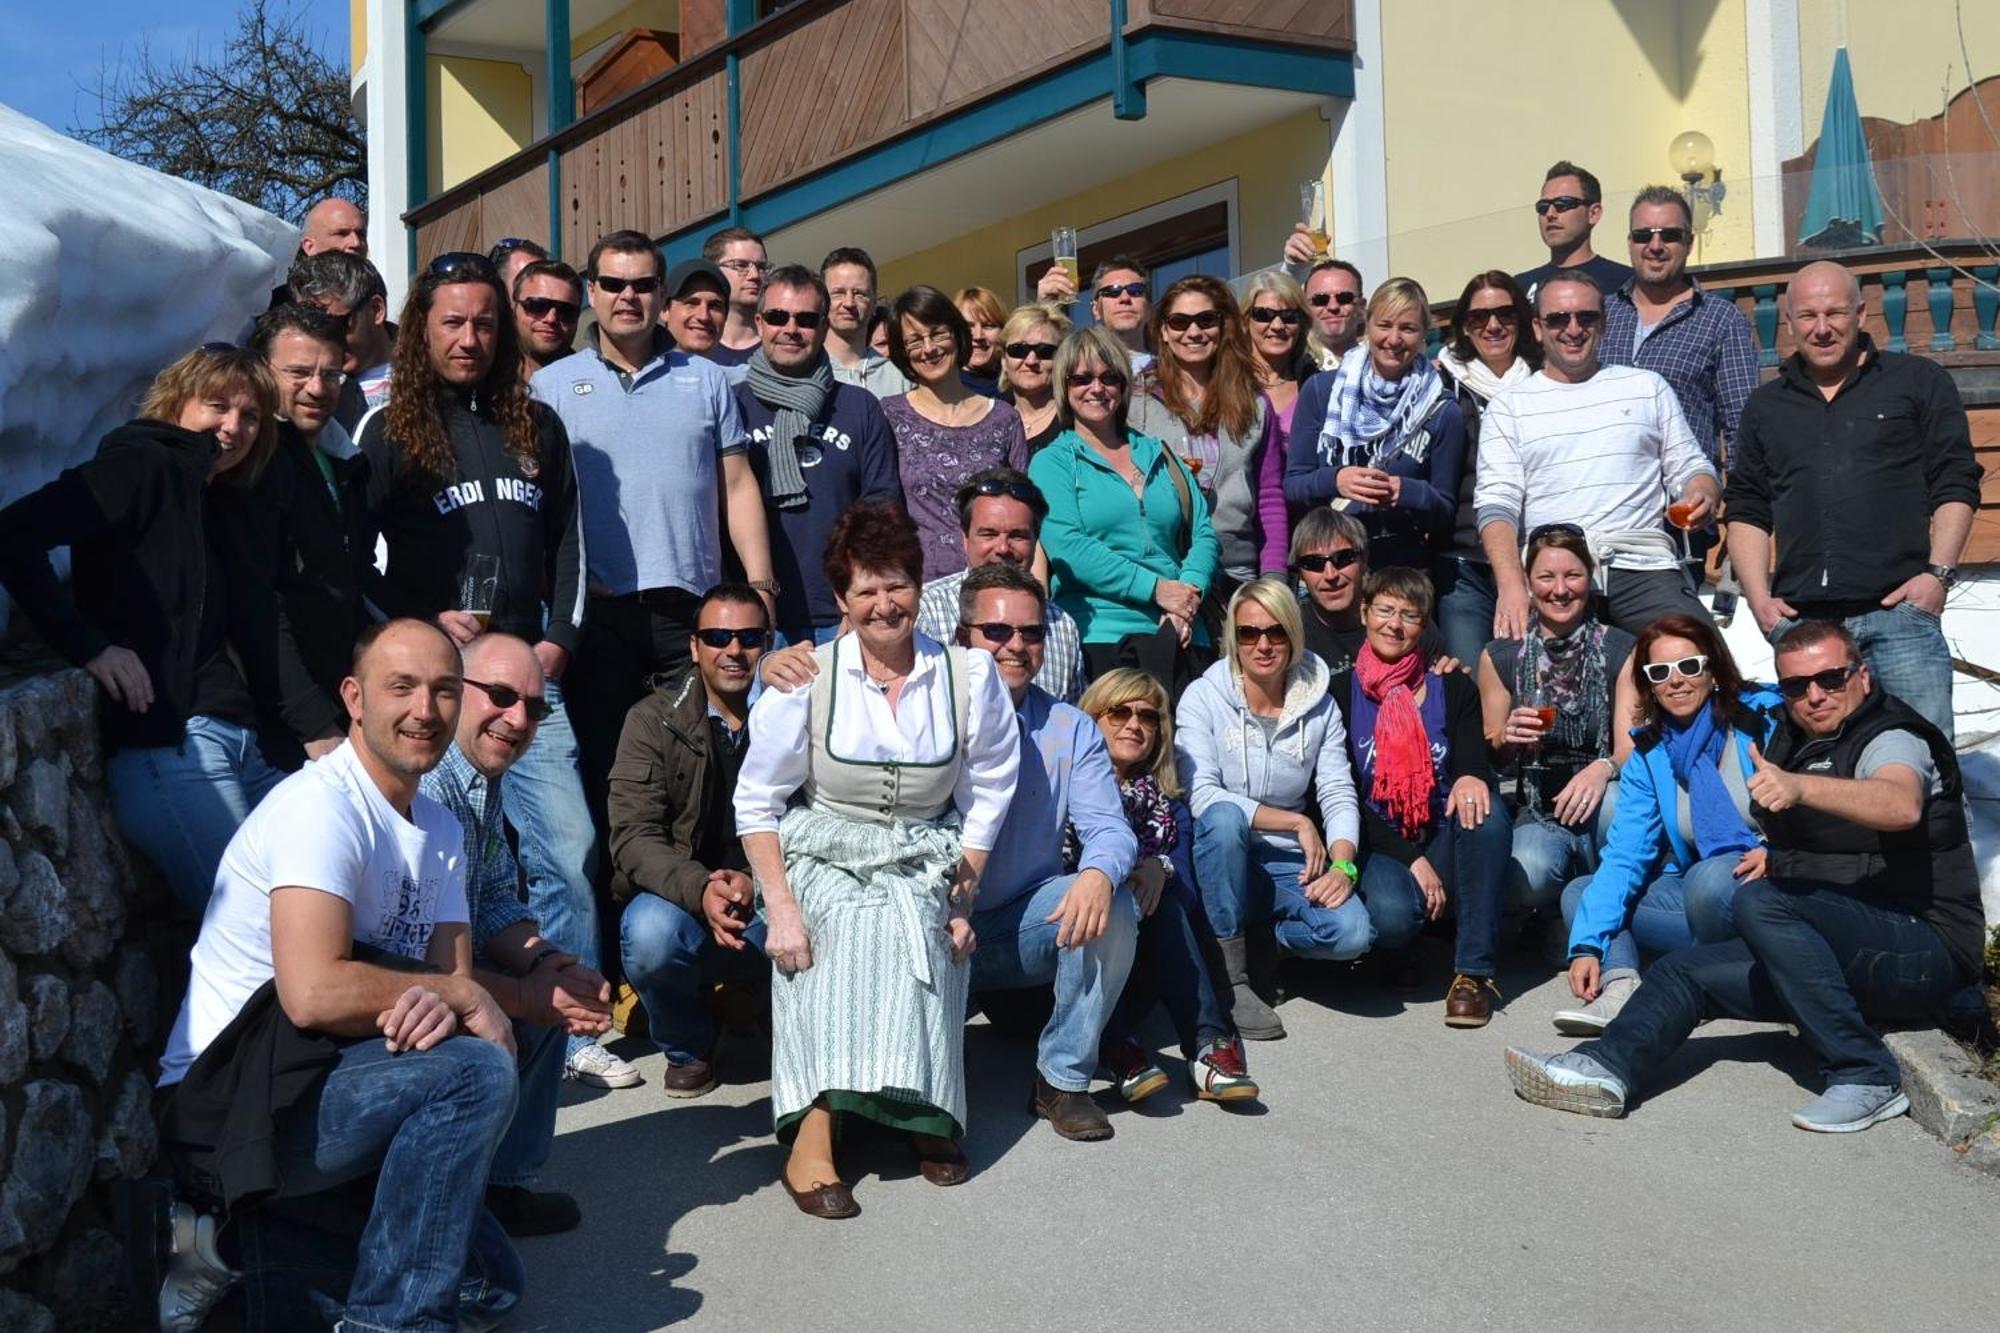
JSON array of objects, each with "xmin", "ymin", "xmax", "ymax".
[
  {"xmin": 1475, "ymin": 270, "xmax": 1720, "ymax": 638},
  {"xmin": 1599, "ymin": 186, "xmax": 1757, "ymax": 472},
  {"xmin": 420, "ymin": 633, "xmax": 614, "ymax": 1235},
  {"xmin": 511, "ymin": 258, "xmax": 582, "ymax": 379},
  {"xmin": 1039, "ymin": 254, "xmax": 1156, "ymax": 374},
  {"xmin": 734, "ymin": 263, "xmax": 901, "ymax": 646},
  {"xmin": 1508, "ymin": 620, "xmax": 1983, "ymax": 1134},
  {"xmin": 289, "ymin": 250, "xmax": 396, "ymax": 431},
  {"xmin": 916, "ymin": 467, "xmax": 1086, "ymax": 701},
  {"xmin": 612, "ymin": 584, "xmax": 772, "ymax": 1098},
  {"xmin": 1513, "ymin": 160, "xmax": 1633, "ymax": 303},
  {"xmin": 957, "ymin": 563, "xmax": 1138, "ymax": 1142}
]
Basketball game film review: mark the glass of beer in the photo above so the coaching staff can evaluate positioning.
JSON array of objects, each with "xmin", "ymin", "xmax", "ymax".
[
  {"xmin": 1051, "ymin": 226, "xmax": 1079, "ymax": 291},
  {"xmin": 1299, "ymin": 180, "xmax": 1331, "ymax": 258},
  {"xmin": 459, "ymin": 554, "xmax": 500, "ymax": 631}
]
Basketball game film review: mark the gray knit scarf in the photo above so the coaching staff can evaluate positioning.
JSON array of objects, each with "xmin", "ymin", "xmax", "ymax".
[{"xmin": 745, "ymin": 348, "xmax": 834, "ymax": 511}]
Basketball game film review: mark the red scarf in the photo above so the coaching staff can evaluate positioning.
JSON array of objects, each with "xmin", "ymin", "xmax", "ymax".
[{"xmin": 1355, "ymin": 643, "xmax": 1433, "ymax": 839}]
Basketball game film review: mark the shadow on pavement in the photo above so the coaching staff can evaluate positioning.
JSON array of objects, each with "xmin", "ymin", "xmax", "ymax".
[{"xmin": 1634, "ymin": 1027, "xmax": 1821, "ymax": 1107}]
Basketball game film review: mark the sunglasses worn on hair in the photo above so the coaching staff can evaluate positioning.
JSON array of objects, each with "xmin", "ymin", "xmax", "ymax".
[
  {"xmin": 518, "ymin": 296, "xmax": 580, "ymax": 322},
  {"xmin": 1310, "ymin": 291, "xmax": 1360, "ymax": 309},
  {"xmin": 968, "ymin": 476, "xmax": 1040, "ymax": 505},
  {"xmin": 1163, "ymin": 310, "xmax": 1224, "ymax": 332},
  {"xmin": 594, "ymin": 274, "xmax": 661, "ymax": 295},
  {"xmin": 465, "ymin": 677, "xmax": 553, "ymax": 722},
  {"xmin": 1640, "ymin": 655, "xmax": 1709, "ymax": 684},
  {"xmin": 1235, "ymin": 623, "xmax": 1291, "ymax": 646},
  {"xmin": 1296, "ymin": 549, "xmax": 1361, "ymax": 573},
  {"xmin": 695, "ymin": 627, "xmax": 770, "ymax": 651},
  {"xmin": 1069, "ymin": 371, "xmax": 1126, "ymax": 391},
  {"xmin": 1540, "ymin": 309, "xmax": 1603, "ymax": 331},
  {"xmin": 1096, "ymin": 281, "xmax": 1148, "ymax": 300},
  {"xmin": 1536, "ymin": 195, "xmax": 1588, "ymax": 215},
  {"xmin": 1527, "ymin": 522, "xmax": 1586, "ymax": 546},
  {"xmin": 1005, "ymin": 341, "xmax": 1058, "ymax": 361},
  {"xmin": 1249, "ymin": 305, "xmax": 1305, "ymax": 326},
  {"xmin": 969, "ymin": 621, "xmax": 1048, "ymax": 646},
  {"xmin": 759, "ymin": 309, "xmax": 823, "ymax": 328},
  {"xmin": 200, "ymin": 340, "xmax": 240, "ymax": 353},
  {"xmin": 1102, "ymin": 702, "xmax": 1162, "ymax": 728},
  {"xmin": 1630, "ymin": 226, "xmax": 1691, "ymax": 246},
  {"xmin": 1464, "ymin": 307, "xmax": 1519, "ymax": 329},
  {"xmin": 1777, "ymin": 664, "xmax": 1859, "ymax": 699},
  {"xmin": 428, "ymin": 251, "xmax": 498, "ymax": 278}
]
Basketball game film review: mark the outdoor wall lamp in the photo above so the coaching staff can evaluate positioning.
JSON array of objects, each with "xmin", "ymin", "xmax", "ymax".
[{"xmin": 1669, "ymin": 130, "xmax": 1727, "ymax": 218}]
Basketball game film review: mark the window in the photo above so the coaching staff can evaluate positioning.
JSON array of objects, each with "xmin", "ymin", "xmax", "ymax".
[{"xmin": 1016, "ymin": 181, "xmax": 1241, "ymax": 328}]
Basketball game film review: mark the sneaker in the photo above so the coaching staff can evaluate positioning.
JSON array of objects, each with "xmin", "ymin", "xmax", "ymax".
[
  {"xmin": 1552, "ymin": 973, "xmax": 1639, "ymax": 1036},
  {"xmin": 1504, "ymin": 1046, "xmax": 1629, "ymax": 1118},
  {"xmin": 1103, "ymin": 1040, "xmax": 1170, "ymax": 1103},
  {"xmin": 485, "ymin": 1184, "xmax": 582, "ymax": 1237},
  {"xmin": 1189, "ymin": 1036, "xmax": 1259, "ymax": 1102},
  {"xmin": 565, "ymin": 1042, "xmax": 642, "ymax": 1089},
  {"xmin": 1444, "ymin": 973, "xmax": 1501, "ymax": 1028},
  {"xmin": 160, "ymin": 1202, "xmax": 238, "ymax": 1333},
  {"xmin": 1790, "ymin": 1083, "xmax": 1910, "ymax": 1133}
]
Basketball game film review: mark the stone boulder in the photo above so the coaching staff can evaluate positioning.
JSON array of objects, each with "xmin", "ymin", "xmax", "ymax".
[
  {"xmin": 1, "ymin": 849, "xmax": 67, "ymax": 957},
  {"xmin": 0, "ymin": 1081, "xmax": 93, "ymax": 1263}
]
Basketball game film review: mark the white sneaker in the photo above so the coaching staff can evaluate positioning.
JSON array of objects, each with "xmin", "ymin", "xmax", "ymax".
[
  {"xmin": 1551, "ymin": 973, "xmax": 1639, "ymax": 1036},
  {"xmin": 565, "ymin": 1041, "xmax": 642, "ymax": 1088},
  {"xmin": 160, "ymin": 1202, "xmax": 237, "ymax": 1333}
]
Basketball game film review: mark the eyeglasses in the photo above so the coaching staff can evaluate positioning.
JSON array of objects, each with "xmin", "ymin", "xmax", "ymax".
[
  {"xmin": 718, "ymin": 259, "xmax": 769, "ymax": 274},
  {"xmin": 694, "ymin": 627, "xmax": 771, "ymax": 651},
  {"xmin": 1101, "ymin": 702, "xmax": 1162, "ymax": 728},
  {"xmin": 1463, "ymin": 307, "xmax": 1519, "ymax": 329},
  {"xmin": 1526, "ymin": 522, "xmax": 1586, "ymax": 546},
  {"xmin": 1640, "ymin": 655, "xmax": 1710, "ymax": 684},
  {"xmin": 968, "ymin": 621, "xmax": 1048, "ymax": 646},
  {"xmin": 1365, "ymin": 604, "xmax": 1425, "ymax": 627},
  {"xmin": 1309, "ymin": 291, "xmax": 1360, "ymax": 309},
  {"xmin": 1163, "ymin": 310, "xmax": 1224, "ymax": 332},
  {"xmin": 1004, "ymin": 341, "xmax": 1058, "ymax": 361},
  {"xmin": 1235, "ymin": 623, "xmax": 1291, "ymax": 646},
  {"xmin": 464, "ymin": 677, "xmax": 553, "ymax": 722},
  {"xmin": 1096, "ymin": 281, "xmax": 1148, "ymax": 301},
  {"xmin": 1069, "ymin": 370, "xmax": 1126, "ymax": 391},
  {"xmin": 1535, "ymin": 195, "xmax": 1589, "ymax": 216},
  {"xmin": 1629, "ymin": 226, "xmax": 1691, "ymax": 246},
  {"xmin": 904, "ymin": 329, "xmax": 956, "ymax": 353},
  {"xmin": 1776, "ymin": 663, "xmax": 1859, "ymax": 699},
  {"xmin": 759, "ymin": 309, "xmax": 823, "ymax": 328},
  {"xmin": 275, "ymin": 365, "xmax": 348, "ymax": 387},
  {"xmin": 427, "ymin": 252, "xmax": 497, "ymax": 279},
  {"xmin": 1296, "ymin": 549, "xmax": 1361, "ymax": 574},
  {"xmin": 517, "ymin": 296, "xmax": 580, "ymax": 322},
  {"xmin": 1248, "ymin": 306, "xmax": 1305, "ymax": 326},
  {"xmin": 967, "ymin": 476, "xmax": 1041, "ymax": 506},
  {"xmin": 593, "ymin": 274, "xmax": 661, "ymax": 295},
  {"xmin": 1539, "ymin": 309, "xmax": 1603, "ymax": 331}
]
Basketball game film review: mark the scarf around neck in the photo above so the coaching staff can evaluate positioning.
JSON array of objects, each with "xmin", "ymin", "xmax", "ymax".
[
  {"xmin": 1533, "ymin": 618, "xmax": 1611, "ymax": 759},
  {"xmin": 1356, "ymin": 643, "xmax": 1434, "ymax": 839},
  {"xmin": 746, "ymin": 348, "xmax": 834, "ymax": 511},
  {"xmin": 1436, "ymin": 347, "xmax": 1531, "ymax": 403},
  {"xmin": 1660, "ymin": 703, "xmax": 1758, "ymax": 861},
  {"xmin": 1316, "ymin": 341, "xmax": 1446, "ymax": 471}
]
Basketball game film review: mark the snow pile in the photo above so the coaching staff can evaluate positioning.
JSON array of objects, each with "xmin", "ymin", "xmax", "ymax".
[{"xmin": 0, "ymin": 102, "xmax": 297, "ymax": 624}]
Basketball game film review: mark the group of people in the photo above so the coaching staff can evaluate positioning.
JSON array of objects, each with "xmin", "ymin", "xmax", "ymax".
[{"xmin": 0, "ymin": 158, "xmax": 1986, "ymax": 1332}]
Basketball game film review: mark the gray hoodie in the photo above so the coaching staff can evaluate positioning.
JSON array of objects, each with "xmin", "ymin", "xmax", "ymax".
[{"xmin": 1129, "ymin": 393, "xmax": 1269, "ymax": 583}]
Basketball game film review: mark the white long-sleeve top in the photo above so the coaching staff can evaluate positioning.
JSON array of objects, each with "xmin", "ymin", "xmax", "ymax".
[
  {"xmin": 733, "ymin": 633, "xmax": 1021, "ymax": 851},
  {"xmin": 1473, "ymin": 365, "xmax": 1716, "ymax": 572}
]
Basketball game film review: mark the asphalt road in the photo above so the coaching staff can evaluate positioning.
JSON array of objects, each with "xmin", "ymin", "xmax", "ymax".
[{"xmin": 506, "ymin": 949, "xmax": 2000, "ymax": 1333}]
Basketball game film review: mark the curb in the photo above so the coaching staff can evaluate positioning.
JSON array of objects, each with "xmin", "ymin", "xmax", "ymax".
[{"xmin": 1885, "ymin": 1028, "xmax": 2000, "ymax": 1179}]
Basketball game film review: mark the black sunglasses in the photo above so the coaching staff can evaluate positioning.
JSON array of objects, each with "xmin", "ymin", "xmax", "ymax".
[
  {"xmin": 758, "ymin": 309, "xmax": 824, "ymax": 328},
  {"xmin": 1004, "ymin": 341, "xmax": 1058, "ymax": 361},
  {"xmin": 1630, "ymin": 226, "xmax": 1691, "ymax": 246},
  {"xmin": 1640, "ymin": 655, "xmax": 1709, "ymax": 685},
  {"xmin": 1096, "ymin": 281, "xmax": 1148, "ymax": 300},
  {"xmin": 968, "ymin": 476, "xmax": 1041, "ymax": 506},
  {"xmin": 1540, "ymin": 309, "xmax": 1604, "ymax": 331},
  {"xmin": 1235, "ymin": 624, "xmax": 1291, "ymax": 646},
  {"xmin": 199, "ymin": 340, "xmax": 241, "ymax": 353},
  {"xmin": 1249, "ymin": 305, "xmax": 1305, "ymax": 326},
  {"xmin": 517, "ymin": 296, "xmax": 580, "ymax": 322},
  {"xmin": 1464, "ymin": 307, "xmax": 1519, "ymax": 329},
  {"xmin": 1069, "ymin": 370, "xmax": 1126, "ymax": 390},
  {"xmin": 464, "ymin": 677, "xmax": 553, "ymax": 722},
  {"xmin": 1527, "ymin": 522, "xmax": 1586, "ymax": 546},
  {"xmin": 1296, "ymin": 549, "xmax": 1361, "ymax": 574},
  {"xmin": 1535, "ymin": 195, "xmax": 1589, "ymax": 215},
  {"xmin": 1163, "ymin": 310, "xmax": 1224, "ymax": 332},
  {"xmin": 695, "ymin": 627, "xmax": 770, "ymax": 650},
  {"xmin": 1309, "ymin": 291, "xmax": 1360, "ymax": 309},
  {"xmin": 428, "ymin": 251, "xmax": 498, "ymax": 279},
  {"xmin": 1777, "ymin": 664, "xmax": 1859, "ymax": 699},
  {"xmin": 593, "ymin": 274, "xmax": 662, "ymax": 295},
  {"xmin": 968, "ymin": 621, "xmax": 1048, "ymax": 646}
]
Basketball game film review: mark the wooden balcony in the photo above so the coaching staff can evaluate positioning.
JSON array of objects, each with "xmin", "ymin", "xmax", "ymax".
[{"xmin": 404, "ymin": 0, "xmax": 1354, "ymax": 267}]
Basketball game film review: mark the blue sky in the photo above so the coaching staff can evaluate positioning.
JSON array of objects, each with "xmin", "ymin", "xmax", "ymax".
[{"xmin": 0, "ymin": 0, "xmax": 348, "ymax": 135}]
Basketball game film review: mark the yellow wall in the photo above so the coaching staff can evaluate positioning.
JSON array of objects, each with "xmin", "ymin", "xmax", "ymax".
[
  {"xmin": 1798, "ymin": 0, "xmax": 2000, "ymax": 127},
  {"xmin": 350, "ymin": 0, "xmax": 366, "ymax": 74},
  {"xmin": 877, "ymin": 107, "xmax": 1328, "ymax": 301},
  {"xmin": 427, "ymin": 55, "xmax": 535, "ymax": 194},
  {"xmin": 572, "ymin": 0, "xmax": 682, "ymax": 59}
]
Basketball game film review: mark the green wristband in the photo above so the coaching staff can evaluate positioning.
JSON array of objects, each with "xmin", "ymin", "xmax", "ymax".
[{"xmin": 1330, "ymin": 859, "xmax": 1359, "ymax": 882}]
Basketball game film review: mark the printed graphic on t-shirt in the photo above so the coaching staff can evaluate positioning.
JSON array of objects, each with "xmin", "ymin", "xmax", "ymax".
[
  {"xmin": 746, "ymin": 421, "xmax": 856, "ymax": 467},
  {"xmin": 370, "ymin": 865, "xmax": 449, "ymax": 959},
  {"xmin": 431, "ymin": 476, "xmax": 545, "ymax": 515}
]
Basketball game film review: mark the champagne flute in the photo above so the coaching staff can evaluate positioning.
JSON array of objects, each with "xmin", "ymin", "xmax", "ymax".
[
  {"xmin": 1050, "ymin": 225, "xmax": 1079, "ymax": 291},
  {"xmin": 1299, "ymin": 180, "xmax": 1331, "ymax": 258}
]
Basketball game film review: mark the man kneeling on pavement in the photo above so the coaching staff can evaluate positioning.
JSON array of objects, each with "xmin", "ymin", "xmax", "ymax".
[{"xmin": 1506, "ymin": 620, "xmax": 1984, "ymax": 1133}]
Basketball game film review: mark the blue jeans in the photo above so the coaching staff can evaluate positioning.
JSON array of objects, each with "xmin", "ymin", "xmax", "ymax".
[
  {"xmin": 776, "ymin": 623, "xmax": 843, "ymax": 648},
  {"xmin": 1562, "ymin": 852, "xmax": 1743, "ymax": 974},
  {"xmin": 971, "ymin": 875, "xmax": 1138, "ymax": 1091},
  {"xmin": 1192, "ymin": 802, "xmax": 1373, "ymax": 959},
  {"xmin": 1101, "ymin": 890, "xmax": 1234, "ymax": 1057},
  {"xmin": 1355, "ymin": 801, "xmax": 1511, "ymax": 975},
  {"xmin": 1778, "ymin": 603, "xmax": 1953, "ymax": 742},
  {"xmin": 620, "ymin": 892, "xmax": 769, "ymax": 1064},
  {"xmin": 1580, "ymin": 878, "xmax": 1965, "ymax": 1093},
  {"xmin": 490, "ymin": 1021, "xmax": 566, "ymax": 1190},
  {"xmin": 1431, "ymin": 555, "xmax": 1498, "ymax": 669},
  {"xmin": 1509, "ymin": 815, "xmax": 1599, "ymax": 912},
  {"xmin": 498, "ymin": 677, "xmax": 602, "ymax": 1060},
  {"xmin": 105, "ymin": 714, "xmax": 285, "ymax": 914},
  {"xmin": 270, "ymin": 1034, "xmax": 521, "ymax": 1332}
]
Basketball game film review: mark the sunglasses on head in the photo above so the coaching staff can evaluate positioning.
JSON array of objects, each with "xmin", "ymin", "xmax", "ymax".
[
  {"xmin": 1309, "ymin": 291, "xmax": 1360, "ymax": 309},
  {"xmin": 1096, "ymin": 281, "xmax": 1148, "ymax": 300},
  {"xmin": 1540, "ymin": 309, "xmax": 1603, "ymax": 331},
  {"xmin": 427, "ymin": 251, "xmax": 498, "ymax": 279},
  {"xmin": 517, "ymin": 296, "xmax": 580, "ymax": 322},
  {"xmin": 1296, "ymin": 549, "xmax": 1361, "ymax": 574},
  {"xmin": 968, "ymin": 476, "xmax": 1040, "ymax": 506},
  {"xmin": 199, "ymin": 340, "xmax": 240, "ymax": 353},
  {"xmin": 1464, "ymin": 307, "xmax": 1519, "ymax": 329},
  {"xmin": 1249, "ymin": 305, "xmax": 1305, "ymax": 326},
  {"xmin": 1163, "ymin": 310, "xmax": 1224, "ymax": 332},
  {"xmin": 968, "ymin": 621, "xmax": 1048, "ymax": 646},
  {"xmin": 1535, "ymin": 195, "xmax": 1588, "ymax": 216},
  {"xmin": 759, "ymin": 308, "xmax": 823, "ymax": 328},
  {"xmin": 1069, "ymin": 370, "xmax": 1126, "ymax": 390},
  {"xmin": 1777, "ymin": 663, "xmax": 1859, "ymax": 699},
  {"xmin": 1640, "ymin": 655, "xmax": 1709, "ymax": 684},
  {"xmin": 464, "ymin": 677, "xmax": 553, "ymax": 722},
  {"xmin": 1235, "ymin": 623, "xmax": 1291, "ymax": 646},
  {"xmin": 1102, "ymin": 702, "xmax": 1162, "ymax": 728},
  {"xmin": 1526, "ymin": 521, "xmax": 1586, "ymax": 546},
  {"xmin": 1004, "ymin": 341, "xmax": 1058, "ymax": 361},
  {"xmin": 593, "ymin": 274, "xmax": 662, "ymax": 295},
  {"xmin": 1630, "ymin": 226, "xmax": 1691, "ymax": 246},
  {"xmin": 695, "ymin": 627, "xmax": 770, "ymax": 651}
]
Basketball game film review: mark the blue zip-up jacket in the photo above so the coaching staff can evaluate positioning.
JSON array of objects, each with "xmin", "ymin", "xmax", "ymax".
[{"xmin": 1568, "ymin": 686, "xmax": 1785, "ymax": 961}]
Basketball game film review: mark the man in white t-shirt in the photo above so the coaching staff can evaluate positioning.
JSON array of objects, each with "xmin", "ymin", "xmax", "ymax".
[
  {"xmin": 1474, "ymin": 269, "xmax": 1721, "ymax": 638},
  {"xmin": 157, "ymin": 619, "xmax": 523, "ymax": 1333}
]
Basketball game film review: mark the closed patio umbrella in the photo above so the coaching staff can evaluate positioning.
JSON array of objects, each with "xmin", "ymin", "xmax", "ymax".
[{"xmin": 1799, "ymin": 46, "xmax": 1885, "ymax": 248}]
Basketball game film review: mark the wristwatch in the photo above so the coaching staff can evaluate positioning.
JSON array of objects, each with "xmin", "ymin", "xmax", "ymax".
[
  {"xmin": 748, "ymin": 577, "xmax": 781, "ymax": 596},
  {"xmin": 1925, "ymin": 564, "xmax": 1960, "ymax": 591},
  {"xmin": 1330, "ymin": 858, "xmax": 1359, "ymax": 883}
]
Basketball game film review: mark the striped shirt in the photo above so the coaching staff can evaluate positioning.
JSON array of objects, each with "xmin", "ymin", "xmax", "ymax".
[
  {"xmin": 917, "ymin": 569, "xmax": 1086, "ymax": 703},
  {"xmin": 1601, "ymin": 278, "xmax": 1760, "ymax": 467},
  {"xmin": 1474, "ymin": 365, "xmax": 1715, "ymax": 571},
  {"xmin": 419, "ymin": 744, "xmax": 532, "ymax": 959}
]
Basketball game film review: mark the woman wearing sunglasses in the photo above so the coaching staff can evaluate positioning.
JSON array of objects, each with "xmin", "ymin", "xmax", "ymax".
[
  {"xmin": 1030, "ymin": 326, "xmax": 1219, "ymax": 689},
  {"xmin": 1131, "ymin": 276, "xmax": 1289, "ymax": 598},
  {"xmin": 1286, "ymin": 278, "xmax": 1466, "ymax": 577},
  {"xmin": 1177, "ymin": 578, "xmax": 1365, "ymax": 1041},
  {"xmin": 1477, "ymin": 526, "xmax": 1638, "ymax": 934},
  {"xmin": 1554, "ymin": 613, "xmax": 1785, "ymax": 1034},
  {"xmin": 995, "ymin": 301, "xmax": 1072, "ymax": 454},
  {"xmin": 1431, "ymin": 270, "xmax": 1539, "ymax": 666},
  {"xmin": 1331, "ymin": 568, "xmax": 1510, "ymax": 1027},
  {"xmin": 1078, "ymin": 669, "xmax": 1258, "ymax": 1104}
]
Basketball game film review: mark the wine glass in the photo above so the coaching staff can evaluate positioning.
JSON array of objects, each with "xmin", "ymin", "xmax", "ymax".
[
  {"xmin": 1516, "ymin": 625, "xmax": 1553, "ymax": 817},
  {"xmin": 1666, "ymin": 494, "xmax": 1699, "ymax": 565}
]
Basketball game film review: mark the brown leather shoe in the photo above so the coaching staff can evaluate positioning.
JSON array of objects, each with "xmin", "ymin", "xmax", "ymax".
[
  {"xmin": 912, "ymin": 1136, "xmax": 969, "ymax": 1186},
  {"xmin": 661, "ymin": 1056, "xmax": 716, "ymax": 1099},
  {"xmin": 781, "ymin": 1175, "xmax": 859, "ymax": 1219},
  {"xmin": 1444, "ymin": 973, "xmax": 1500, "ymax": 1028},
  {"xmin": 1030, "ymin": 1074, "xmax": 1114, "ymax": 1141}
]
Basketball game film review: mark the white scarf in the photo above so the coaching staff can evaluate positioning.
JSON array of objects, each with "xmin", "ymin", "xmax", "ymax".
[{"xmin": 1436, "ymin": 347, "xmax": 1531, "ymax": 403}]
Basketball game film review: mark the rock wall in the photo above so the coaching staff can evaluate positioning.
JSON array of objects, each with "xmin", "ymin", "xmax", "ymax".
[{"xmin": 0, "ymin": 670, "xmax": 176, "ymax": 1329}]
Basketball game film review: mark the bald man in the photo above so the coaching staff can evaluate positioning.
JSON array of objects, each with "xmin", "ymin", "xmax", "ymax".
[
  {"xmin": 301, "ymin": 198, "xmax": 367, "ymax": 257},
  {"xmin": 1726, "ymin": 259, "xmax": 1980, "ymax": 739}
]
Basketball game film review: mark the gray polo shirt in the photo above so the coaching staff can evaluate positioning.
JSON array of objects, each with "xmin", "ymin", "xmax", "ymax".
[{"xmin": 530, "ymin": 333, "xmax": 745, "ymax": 598}]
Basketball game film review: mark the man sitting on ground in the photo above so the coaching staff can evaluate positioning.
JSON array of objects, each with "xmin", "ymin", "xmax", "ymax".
[{"xmin": 1505, "ymin": 620, "xmax": 1985, "ymax": 1132}]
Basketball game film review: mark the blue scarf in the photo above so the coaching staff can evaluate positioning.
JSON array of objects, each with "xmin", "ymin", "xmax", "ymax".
[
  {"xmin": 1660, "ymin": 705, "xmax": 1758, "ymax": 861},
  {"xmin": 1314, "ymin": 342, "xmax": 1446, "ymax": 470}
]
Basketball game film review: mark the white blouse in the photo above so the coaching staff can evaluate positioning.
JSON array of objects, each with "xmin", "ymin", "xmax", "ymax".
[{"xmin": 733, "ymin": 634, "xmax": 1021, "ymax": 851}]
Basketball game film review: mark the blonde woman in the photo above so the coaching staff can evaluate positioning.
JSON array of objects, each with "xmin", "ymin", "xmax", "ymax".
[
  {"xmin": 956, "ymin": 285, "xmax": 1009, "ymax": 387},
  {"xmin": 1080, "ymin": 669, "xmax": 1258, "ymax": 1104},
  {"xmin": 0, "ymin": 343, "xmax": 284, "ymax": 913},
  {"xmin": 996, "ymin": 300, "xmax": 1072, "ymax": 453}
]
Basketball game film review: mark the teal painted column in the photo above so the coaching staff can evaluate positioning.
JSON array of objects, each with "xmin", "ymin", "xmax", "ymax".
[
  {"xmin": 1751, "ymin": 284, "xmax": 1780, "ymax": 368},
  {"xmin": 1112, "ymin": 0, "xmax": 1145, "ymax": 120},
  {"xmin": 546, "ymin": 0, "xmax": 573, "ymax": 257},
  {"xmin": 1974, "ymin": 266, "xmax": 2000, "ymax": 351},
  {"xmin": 1879, "ymin": 270, "xmax": 1908, "ymax": 351},
  {"xmin": 1925, "ymin": 268, "xmax": 1958, "ymax": 352}
]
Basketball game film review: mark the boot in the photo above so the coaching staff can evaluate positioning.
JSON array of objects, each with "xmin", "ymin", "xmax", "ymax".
[
  {"xmin": 1245, "ymin": 926, "xmax": 1284, "ymax": 1005},
  {"xmin": 1217, "ymin": 935, "xmax": 1286, "ymax": 1041}
]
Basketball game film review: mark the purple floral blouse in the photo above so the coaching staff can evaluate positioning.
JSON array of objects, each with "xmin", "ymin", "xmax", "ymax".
[{"xmin": 881, "ymin": 394, "xmax": 1028, "ymax": 579}]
